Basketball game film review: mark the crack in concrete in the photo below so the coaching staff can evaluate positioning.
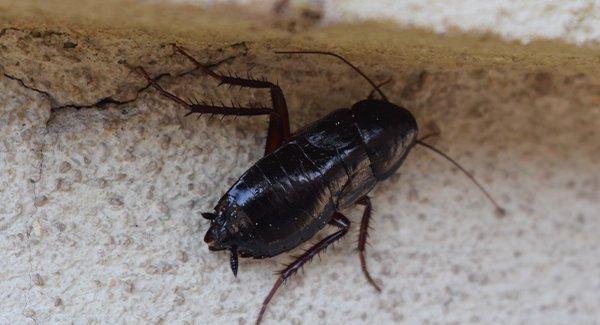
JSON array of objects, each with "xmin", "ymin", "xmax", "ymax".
[
  {"xmin": 2, "ymin": 26, "xmax": 250, "ymax": 120},
  {"xmin": 50, "ymin": 52, "xmax": 242, "ymax": 111},
  {"xmin": 21, "ymin": 131, "xmax": 47, "ymax": 325},
  {"xmin": 3, "ymin": 73, "xmax": 58, "ymax": 105},
  {"xmin": 3, "ymin": 53, "xmax": 241, "ymax": 112},
  {"xmin": 3, "ymin": 52, "xmax": 244, "ymax": 127}
]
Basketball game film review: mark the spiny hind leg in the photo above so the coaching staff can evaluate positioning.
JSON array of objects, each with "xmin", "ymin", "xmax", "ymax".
[
  {"xmin": 137, "ymin": 66, "xmax": 272, "ymax": 117},
  {"xmin": 172, "ymin": 45, "xmax": 290, "ymax": 155},
  {"xmin": 355, "ymin": 195, "xmax": 382, "ymax": 292},
  {"xmin": 256, "ymin": 213, "xmax": 350, "ymax": 324}
]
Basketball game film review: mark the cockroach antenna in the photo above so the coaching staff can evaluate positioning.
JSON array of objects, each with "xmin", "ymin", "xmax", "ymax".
[
  {"xmin": 415, "ymin": 139, "xmax": 506, "ymax": 216},
  {"xmin": 275, "ymin": 51, "xmax": 389, "ymax": 102}
]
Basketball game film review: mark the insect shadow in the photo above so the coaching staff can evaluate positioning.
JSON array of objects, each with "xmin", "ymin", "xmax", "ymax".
[{"xmin": 136, "ymin": 45, "xmax": 505, "ymax": 324}]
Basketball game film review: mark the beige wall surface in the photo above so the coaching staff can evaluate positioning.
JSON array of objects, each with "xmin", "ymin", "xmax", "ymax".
[{"xmin": 1, "ymin": 1, "xmax": 599, "ymax": 324}]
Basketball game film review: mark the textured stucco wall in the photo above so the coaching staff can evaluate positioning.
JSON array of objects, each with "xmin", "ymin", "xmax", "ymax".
[{"xmin": 1, "ymin": 1, "xmax": 599, "ymax": 324}]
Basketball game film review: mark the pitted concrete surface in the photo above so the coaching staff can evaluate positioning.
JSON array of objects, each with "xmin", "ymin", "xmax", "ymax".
[{"xmin": 1, "ymin": 1, "xmax": 599, "ymax": 324}]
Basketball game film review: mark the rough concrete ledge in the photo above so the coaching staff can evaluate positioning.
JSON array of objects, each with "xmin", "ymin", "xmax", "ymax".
[{"xmin": 1, "ymin": 1, "xmax": 599, "ymax": 324}]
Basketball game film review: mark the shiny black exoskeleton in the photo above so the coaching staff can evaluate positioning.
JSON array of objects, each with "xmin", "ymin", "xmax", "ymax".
[
  {"xmin": 203, "ymin": 100, "xmax": 417, "ymax": 258},
  {"xmin": 138, "ymin": 47, "xmax": 504, "ymax": 324}
]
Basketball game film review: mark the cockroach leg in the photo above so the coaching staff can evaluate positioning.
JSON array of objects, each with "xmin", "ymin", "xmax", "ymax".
[
  {"xmin": 136, "ymin": 66, "xmax": 191, "ymax": 108},
  {"xmin": 172, "ymin": 45, "xmax": 291, "ymax": 155},
  {"xmin": 355, "ymin": 196, "xmax": 382, "ymax": 292},
  {"xmin": 137, "ymin": 66, "xmax": 272, "ymax": 116},
  {"xmin": 256, "ymin": 212, "xmax": 351, "ymax": 324}
]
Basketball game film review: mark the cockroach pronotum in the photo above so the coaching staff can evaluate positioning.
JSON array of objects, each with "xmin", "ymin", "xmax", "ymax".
[{"xmin": 136, "ymin": 45, "xmax": 505, "ymax": 324}]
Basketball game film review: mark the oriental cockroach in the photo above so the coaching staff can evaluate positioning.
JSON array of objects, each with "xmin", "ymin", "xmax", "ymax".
[{"xmin": 137, "ymin": 45, "xmax": 505, "ymax": 324}]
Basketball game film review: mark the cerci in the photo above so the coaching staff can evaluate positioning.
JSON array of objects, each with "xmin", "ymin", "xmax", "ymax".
[{"xmin": 138, "ymin": 45, "xmax": 504, "ymax": 324}]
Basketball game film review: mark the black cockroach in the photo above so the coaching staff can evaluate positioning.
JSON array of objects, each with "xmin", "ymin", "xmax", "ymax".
[{"xmin": 137, "ymin": 45, "xmax": 505, "ymax": 324}]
